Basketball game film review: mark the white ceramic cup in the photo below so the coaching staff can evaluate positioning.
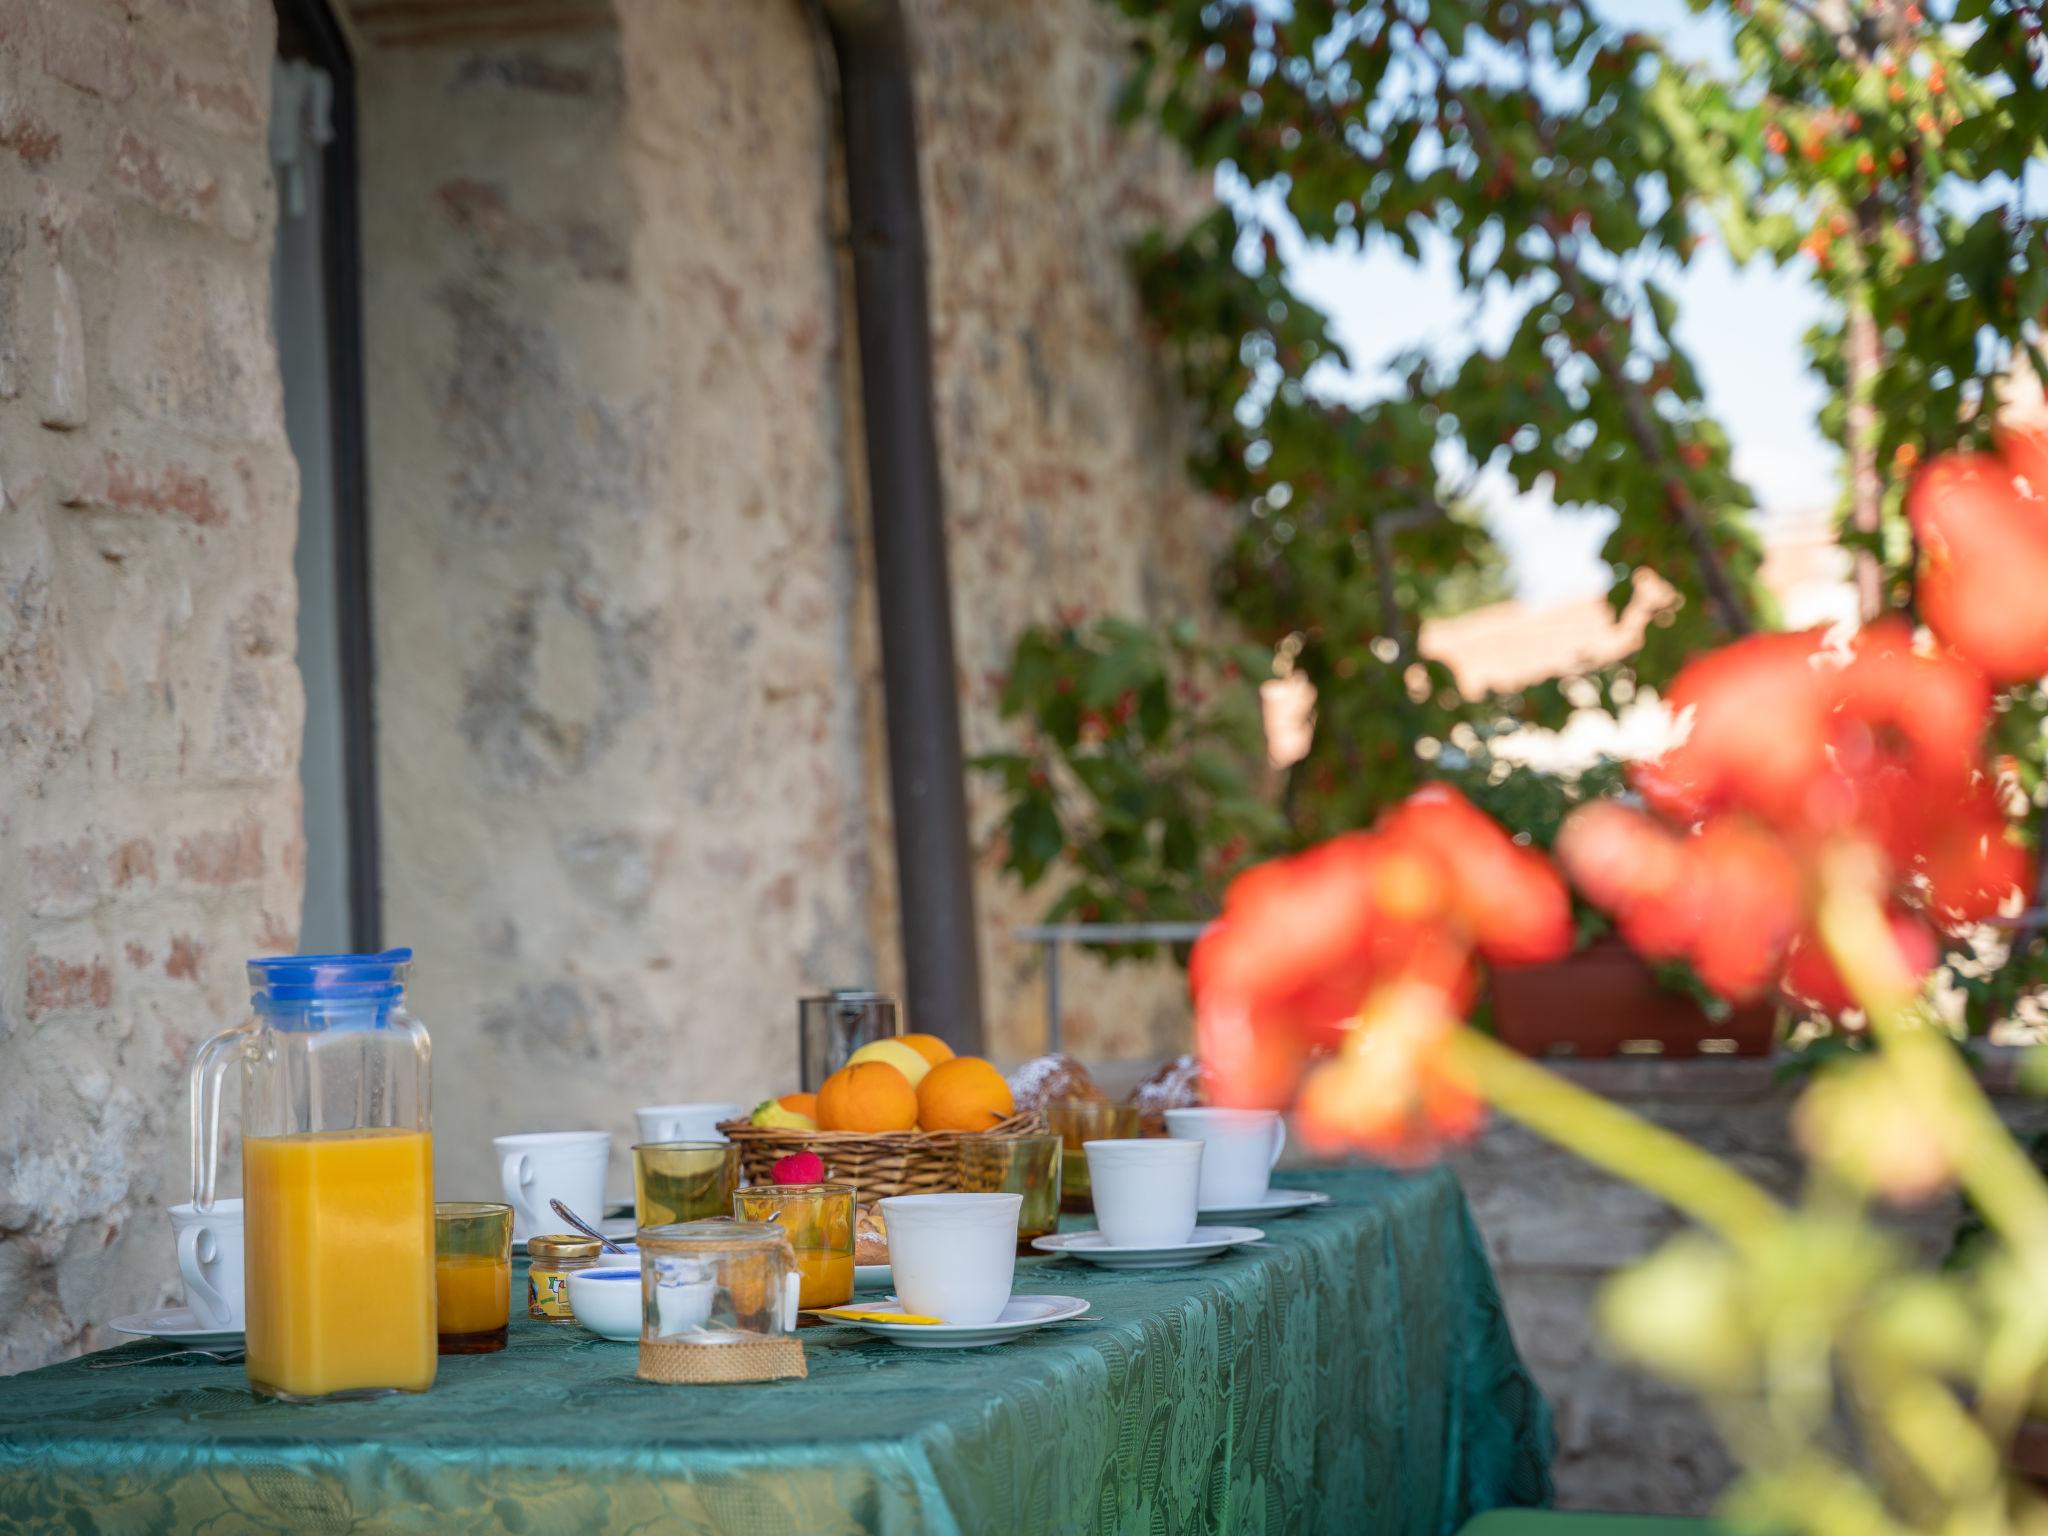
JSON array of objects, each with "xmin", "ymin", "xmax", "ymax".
[
  {"xmin": 1165, "ymin": 1107, "xmax": 1287, "ymax": 1208},
  {"xmin": 880, "ymin": 1192, "xmax": 1022, "ymax": 1326},
  {"xmin": 1084, "ymin": 1138, "xmax": 1203, "ymax": 1249},
  {"xmin": 170, "ymin": 1199, "xmax": 245, "ymax": 1329},
  {"xmin": 494, "ymin": 1131, "xmax": 611, "ymax": 1244},
  {"xmin": 634, "ymin": 1103, "xmax": 744, "ymax": 1145}
]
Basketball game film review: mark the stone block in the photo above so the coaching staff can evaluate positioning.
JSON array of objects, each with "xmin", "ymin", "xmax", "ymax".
[
  {"xmin": 23, "ymin": 953, "xmax": 113, "ymax": 1021},
  {"xmin": 25, "ymin": 837, "xmax": 97, "ymax": 917},
  {"xmin": 58, "ymin": 447, "xmax": 237, "ymax": 526},
  {"xmin": 37, "ymin": 261, "xmax": 85, "ymax": 429},
  {"xmin": 170, "ymin": 820, "xmax": 264, "ymax": 887},
  {"xmin": 106, "ymin": 128, "xmax": 220, "ymax": 228},
  {"xmin": 40, "ymin": 0, "xmax": 135, "ymax": 101}
]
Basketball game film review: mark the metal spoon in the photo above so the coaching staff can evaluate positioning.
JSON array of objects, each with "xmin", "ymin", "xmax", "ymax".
[
  {"xmin": 548, "ymin": 1198, "xmax": 630, "ymax": 1254},
  {"xmin": 88, "ymin": 1346, "xmax": 245, "ymax": 1370}
]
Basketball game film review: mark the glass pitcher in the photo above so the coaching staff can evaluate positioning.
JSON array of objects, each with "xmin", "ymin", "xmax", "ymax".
[{"xmin": 191, "ymin": 949, "xmax": 436, "ymax": 1401}]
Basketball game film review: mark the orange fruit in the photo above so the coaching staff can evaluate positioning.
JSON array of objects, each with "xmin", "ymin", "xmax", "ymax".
[
  {"xmin": 897, "ymin": 1033, "xmax": 956, "ymax": 1067},
  {"xmin": 778, "ymin": 1091, "xmax": 819, "ymax": 1120},
  {"xmin": 817, "ymin": 1061, "xmax": 918, "ymax": 1133},
  {"xmin": 916, "ymin": 1056, "xmax": 1015, "ymax": 1132}
]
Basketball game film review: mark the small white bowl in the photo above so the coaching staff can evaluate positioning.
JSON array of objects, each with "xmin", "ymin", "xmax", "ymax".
[{"xmin": 566, "ymin": 1263, "xmax": 643, "ymax": 1341}]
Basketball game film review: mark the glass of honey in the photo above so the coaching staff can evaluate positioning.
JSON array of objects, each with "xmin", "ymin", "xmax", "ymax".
[
  {"xmin": 959, "ymin": 1135, "xmax": 1063, "ymax": 1252},
  {"xmin": 634, "ymin": 1142, "xmax": 741, "ymax": 1229},
  {"xmin": 434, "ymin": 1202, "xmax": 514, "ymax": 1354},
  {"xmin": 732, "ymin": 1183, "xmax": 856, "ymax": 1313}
]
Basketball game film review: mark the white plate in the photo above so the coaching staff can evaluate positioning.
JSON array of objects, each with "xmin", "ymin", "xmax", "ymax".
[
  {"xmin": 1196, "ymin": 1189, "xmax": 1331, "ymax": 1222},
  {"xmin": 108, "ymin": 1308, "xmax": 243, "ymax": 1347},
  {"xmin": 831, "ymin": 1294, "xmax": 1089, "ymax": 1348},
  {"xmin": 854, "ymin": 1263, "xmax": 893, "ymax": 1292},
  {"xmin": 1031, "ymin": 1225, "xmax": 1265, "ymax": 1269}
]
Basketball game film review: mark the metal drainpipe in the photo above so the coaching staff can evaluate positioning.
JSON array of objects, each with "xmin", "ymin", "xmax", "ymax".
[{"xmin": 818, "ymin": 0, "xmax": 986, "ymax": 1054}]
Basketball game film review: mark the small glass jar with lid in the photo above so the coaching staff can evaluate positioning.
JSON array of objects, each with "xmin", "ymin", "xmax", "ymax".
[
  {"xmin": 636, "ymin": 1220, "xmax": 806, "ymax": 1383},
  {"xmin": 527, "ymin": 1234, "xmax": 602, "ymax": 1322}
]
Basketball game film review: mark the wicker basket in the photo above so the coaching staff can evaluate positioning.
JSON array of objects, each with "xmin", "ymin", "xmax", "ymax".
[{"xmin": 717, "ymin": 1111, "xmax": 1049, "ymax": 1200}]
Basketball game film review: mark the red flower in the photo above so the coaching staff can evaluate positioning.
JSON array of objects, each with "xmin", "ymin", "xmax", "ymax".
[
  {"xmin": 1633, "ymin": 630, "xmax": 1831, "ymax": 827},
  {"xmin": 1378, "ymin": 784, "xmax": 1575, "ymax": 965},
  {"xmin": 1918, "ymin": 791, "xmax": 2033, "ymax": 930},
  {"xmin": 1910, "ymin": 440, "xmax": 2048, "ymax": 683},
  {"xmin": 1559, "ymin": 806, "xmax": 1804, "ymax": 1002},
  {"xmin": 1294, "ymin": 984, "xmax": 1482, "ymax": 1165},
  {"xmin": 1781, "ymin": 910, "xmax": 1938, "ymax": 1015}
]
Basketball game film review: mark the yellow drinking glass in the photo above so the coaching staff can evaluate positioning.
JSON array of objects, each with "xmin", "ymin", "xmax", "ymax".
[
  {"xmin": 434, "ymin": 1201, "xmax": 513, "ymax": 1354},
  {"xmin": 633, "ymin": 1142, "xmax": 740, "ymax": 1228},
  {"xmin": 733, "ymin": 1182, "xmax": 856, "ymax": 1311},
  {"xmin": 959, "ymin": 1135, "xmax": 1063, "ymax": 1251},
  {"xmin": 1046, "ymin": 1101, "xmax": 1140, "ymax": 1212}
]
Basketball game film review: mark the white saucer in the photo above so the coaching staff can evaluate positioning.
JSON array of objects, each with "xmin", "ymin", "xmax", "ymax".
[
  {"xmin": 1031, "ymin": 1225, "xmax": 1265, "ymax": 1269},
  {"xmin": 1196, "ymin": 1189, "xmax": 1331, "ymax": 1222},
  {"xmin": 854, "ymin": 1263, "xmax": 892, "ymax": 1292},
  {"xmin": 108, "ymin": 1308, "xmax": 243, "ymax": 1347},
  {"xmin": 831, "ymin": 1294, "xmax": 1089, "ymax": 1348}
]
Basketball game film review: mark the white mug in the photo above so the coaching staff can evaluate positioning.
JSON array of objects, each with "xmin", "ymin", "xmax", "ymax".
[
  {"xmin": 1165, "ymin": 1108, "xmax": 1287, "ymax": 1208},
  {"xmin": 1084, "ymin": 1139, "xmax": 1203, "ymax": 1249},
  {"xmin": 170, "ymin": 1199, "xmax": 245, "ymax": 1329},
  {"xmin": 494, "ymin": 1131, "xmax": 611, "ymax": 1244},
  {"xmin": 880, "ymin": 1193, "xmax": 1021, "ymax": 1326},
  {"xmin": 634, "ymin": 1103, "xmax": 744, "ymax": 1146}
]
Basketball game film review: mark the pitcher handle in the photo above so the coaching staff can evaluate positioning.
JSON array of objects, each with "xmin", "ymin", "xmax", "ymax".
[
  {"xmin": 1268, "ymin": 1116, "xmax": 1288, "ymax": 1170},
  {"xmin": 502, "ymin": 1152, "xmax": 534, "ymax": 1232},
  {"xmin": 190, "ymin": 1022, "xmax": 255, "ymax": 1211}
]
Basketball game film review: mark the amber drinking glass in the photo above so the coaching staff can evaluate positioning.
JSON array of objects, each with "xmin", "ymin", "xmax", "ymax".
[
  {"xmin": 958, "ymin": 1135, "xmax": 1062, "ymax": 1251},
  {"xmin": 634, "ymin": 1142, "xmax": 741, "ymax": 1229},
  {"xmin": 733, "ymin": 1182, "xmax": 857, "ymax": 1312},
  {"xmin": 434, "ymin": 1202, "xmax": 513, "ymax": 1355},
  {"xmin": 1046, "ymin": 1101, "xmax": 1141, "ymax": 1212}
]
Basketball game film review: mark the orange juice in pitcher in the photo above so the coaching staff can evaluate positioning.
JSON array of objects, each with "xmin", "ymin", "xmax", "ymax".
[{"xmin": 191, "ymin": 951, "xmax": 436, "ymax": 1402}]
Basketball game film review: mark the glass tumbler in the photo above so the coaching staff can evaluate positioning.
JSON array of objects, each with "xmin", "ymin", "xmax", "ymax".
[
  {"xmin": 798, "ymin": 991, "xmax": 900, "ymax": 1092},
  {"xmin": 733, "ymin": 1182, "xmax": 856, "ymax": 1311},
  {"xmin": 634, "ymin": 1142, "xmax": 740, "ymax": 1228},
  {"xmin": 1046, "ymin": 1101, "xmax": 1140, "ymax": 1212},
  {"xmin": 435, "ymin": 1202, "xmax": 513, "ymax": 1354},
  {"xmin": 958, "ymin": 1135, "xmax": 1063, "ymax": 1251}
]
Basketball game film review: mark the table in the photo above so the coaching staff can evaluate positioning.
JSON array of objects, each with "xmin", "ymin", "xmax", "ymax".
[{"xmin": 0, "ymin": 1165, "xmax": 1552, "ymax": 1534}]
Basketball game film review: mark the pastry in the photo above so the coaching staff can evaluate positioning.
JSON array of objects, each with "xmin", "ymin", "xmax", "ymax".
[
  {"xmin": 1130, "ymin": 1053, "xmax": 1209, "ymax": 1136},
  {"xmin": 854, "ymin": 1202, "xmax": 889, "ymax": 1265},
  {"xmin": 1007, "ymin": 1053, "xmax": 1105, "ymax": 1113}
]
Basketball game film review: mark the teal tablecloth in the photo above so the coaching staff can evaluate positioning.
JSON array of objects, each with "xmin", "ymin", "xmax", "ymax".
[{"xmin": 0, "ymin": 1165, "xmax": 1550, "ymax": 1534}]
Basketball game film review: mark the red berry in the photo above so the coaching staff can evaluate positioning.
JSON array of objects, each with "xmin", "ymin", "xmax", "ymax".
[{"xmin": 771, "ymin": 1150, "xmax": 826, "ymax": 1184}]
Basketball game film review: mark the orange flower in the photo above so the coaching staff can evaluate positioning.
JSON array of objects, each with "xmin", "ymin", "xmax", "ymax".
[
  {"xmin": 1918, "ymin": 792, "xmax": 2033, "ymax": 930},
  {"xmin": 1378, "ymin": 784, "xmax": 1575, "ymax": 965},
  {"xmin": 1910, "ymin": 439, "xmax": 2048, "ymax": 683},
  {"xmin": 1294, "ymin": 984, "xmax": 1483, "ymax": 1164}
]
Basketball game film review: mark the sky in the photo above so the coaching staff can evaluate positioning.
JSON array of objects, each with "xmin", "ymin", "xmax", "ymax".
[{"xmin": 1273, "ymin": 0, "xmax": 1842, "ymax": 605}]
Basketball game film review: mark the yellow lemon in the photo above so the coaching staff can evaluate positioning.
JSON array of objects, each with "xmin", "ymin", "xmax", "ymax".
[
  {"xmin": 750, "ymin": 1098, "xmax": 818, "ymax": 1131},
  {"xmin": 844, "ymin": 1038, "xmax": 933, "ymax": 1090}
]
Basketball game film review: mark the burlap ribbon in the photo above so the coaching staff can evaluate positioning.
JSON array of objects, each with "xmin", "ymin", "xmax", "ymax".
[{"xmin": 637, "ymin": 1335, "xmax": 807, "ymax": 1384}]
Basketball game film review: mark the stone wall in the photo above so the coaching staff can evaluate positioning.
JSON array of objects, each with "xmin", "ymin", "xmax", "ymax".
[
  {"xmin": 0, "ymin": 0, "xmax": 301, "ymax": 1372},
  {"xmin": 908, "ymin": 0, "xmax": 1224, "ymax": 1066},
  {"xmin": 1446, "ymin": 1057, "xmax": 2048, "ymax": 1515}
]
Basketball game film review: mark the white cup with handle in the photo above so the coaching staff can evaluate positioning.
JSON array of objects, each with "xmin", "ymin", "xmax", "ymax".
[
  {"xmin": 494, "ymin": 1131, "xmax": 611, "ymax": 1243},
  {"xmin": 1084, "ymin": 1139, "xmax": 1203, "ymax": 1248},
  {"xmin": 634, "ymin": 1103, "xmax": 744, "ymax": 1145},
  {"xmin": 170, "ymin": 1199, "xmax": 245, "ymax": 1329},
  {"xmin": 1165, "ymin": 1107, "xmax": 1287, "ymax": 1208}
]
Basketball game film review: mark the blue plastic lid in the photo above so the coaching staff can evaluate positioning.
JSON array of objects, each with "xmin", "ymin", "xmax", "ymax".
[{"xmin": 248, "ymin": 948, "xmax": 413, "ymax": 1004}]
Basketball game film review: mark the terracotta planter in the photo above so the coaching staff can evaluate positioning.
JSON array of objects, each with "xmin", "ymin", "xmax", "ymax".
[{"xmin": 1489, "ymin": 936, "xmax": 1778, "ymax": 1058}]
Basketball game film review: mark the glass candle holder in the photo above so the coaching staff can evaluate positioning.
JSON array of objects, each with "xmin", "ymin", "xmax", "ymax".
[
  {"xmin": 733, "ymin": 1182, "xmax": 856, "ymax": 1312},
  {"xmin": 633, "ymin": 1141, "xmax": 740, "ymax": 1229},
  {"xmin": 958, "ymin": 1135, "xmax": 1062, "ymax": 1251},
  {"xmin": 434, "ymin": 1201, "xmax": 513, "ymax": 1354},
  {"xmin": 637, "ymin": 1220, "xmax": 806, "ymax": 1384},
  {"xmin": 1046, "ymin": 1101, "xmax": 1140, "ymax": 1212},
  {"xmin": 798, "ymin": 991, "xmax": 900, "ymax": 1092}
]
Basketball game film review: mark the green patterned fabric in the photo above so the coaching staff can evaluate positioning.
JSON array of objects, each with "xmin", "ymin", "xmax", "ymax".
[{"xmin": 0, "ymin": 1165, "xmax": 1550, "ymax": 1534}]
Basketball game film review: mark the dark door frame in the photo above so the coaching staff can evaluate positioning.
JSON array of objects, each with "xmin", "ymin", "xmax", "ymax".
[{"xmin": 273, "ymin": 0, "xmax": 382, "ymax": 953}]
